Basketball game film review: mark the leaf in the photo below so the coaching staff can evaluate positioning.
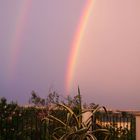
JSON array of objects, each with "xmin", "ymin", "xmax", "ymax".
[
  {"xmin": 85, "ymin": 133, "xmax": 97, "ymax": 140},
  {"xmin": 47, "ymin": 115, "xmax": 66, "ymax": 127},
  {"xmin": 57, "ymin": 103, "xmax": 80, "ymax": 129}
]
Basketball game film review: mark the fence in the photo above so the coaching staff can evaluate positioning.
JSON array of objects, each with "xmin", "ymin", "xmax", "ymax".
[
  {"xmin": 0, "ymin": 108, "xmax": 136, "ymax": 140},
  {"xmin": 0, "ymin": 108, "xmax": 49, "ymax": 140},
  {"xmin": 93, "ymin": 113, "xmax": 136, "ymax": 140}
]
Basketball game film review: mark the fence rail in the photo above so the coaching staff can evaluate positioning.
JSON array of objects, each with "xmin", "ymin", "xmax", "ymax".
[
  {"xmin": 93, "ymin": 113, "xmax": 136, "ymax": 140},
  {"xmin": 0, "ymin": 109, "xmax": 49, "ymax": 140},
  {"xmin": 0, "ymin": 109, "xmax": 136, "ymax": 140}
]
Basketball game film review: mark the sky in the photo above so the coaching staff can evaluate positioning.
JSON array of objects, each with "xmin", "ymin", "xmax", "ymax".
[{"xmin": 0, "ymin": 0, "xmax": 140, "ymax": 110}]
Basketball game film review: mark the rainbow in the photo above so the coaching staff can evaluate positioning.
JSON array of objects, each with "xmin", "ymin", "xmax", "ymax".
[
  {"xmin": 66, "ymin": 0, "xmax": 94, "ymax": 94},
  {"xmin": 8, "ymin": 0, "xmax": 32, "ymax": 80}
]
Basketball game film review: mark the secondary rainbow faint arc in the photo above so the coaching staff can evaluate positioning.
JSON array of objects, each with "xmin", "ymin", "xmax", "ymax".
[
  {"xmin": 8, "ymin": 0, "xmax": 32, "ymax": 80},
  {"xmin": 66, "ymin": 0, "xmax": 94, "ymax": 94}
]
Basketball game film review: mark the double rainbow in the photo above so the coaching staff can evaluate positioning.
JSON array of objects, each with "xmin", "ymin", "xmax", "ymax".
[{"xmin": 7, "ymin": 0, "xmax": 94, "ymax": 93}]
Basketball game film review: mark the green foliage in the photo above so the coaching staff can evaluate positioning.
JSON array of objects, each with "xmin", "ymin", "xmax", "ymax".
[
  {"xmin": 29, "ymin": 90, "xmax": 45, "ymax": 106},
  {"xmin": 0, "ymin": 89, "xmax": 135, "ymax": 140},
  {"xmin": 29, "ymin": 90, "xmax": 60, "ymax": 106},
  {"xmin": 42, "ymin": 88, "xmax": 109, "ymax": 140},
  {"xmin": 0, "ymin": 98, "xmax": 48, "ymax": 140}
]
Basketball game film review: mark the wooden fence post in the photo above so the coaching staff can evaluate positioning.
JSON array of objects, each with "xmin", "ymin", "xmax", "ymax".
[{"xmin": 136, "ymin": 115, "xmax": 140, "ymax": 140}]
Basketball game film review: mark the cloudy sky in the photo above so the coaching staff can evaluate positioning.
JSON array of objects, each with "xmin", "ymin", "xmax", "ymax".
[{"xmin": 0, "ymin": 0, "xmax": 140, "ymax": 110}]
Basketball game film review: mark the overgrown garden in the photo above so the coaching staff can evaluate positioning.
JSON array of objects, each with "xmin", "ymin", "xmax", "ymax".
[{"xmin": 0, "ymin": 88, "xmax": 135, "ymax": 140}]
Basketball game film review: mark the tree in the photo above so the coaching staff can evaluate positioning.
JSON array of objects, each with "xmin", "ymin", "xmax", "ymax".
[
  {"xmin": 46, "ymin": 91, "xmax": 59, "ymax": 105},
  {"xmin": 29, "ymin": 90, "xmax": 45, "ymax": 106}
]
